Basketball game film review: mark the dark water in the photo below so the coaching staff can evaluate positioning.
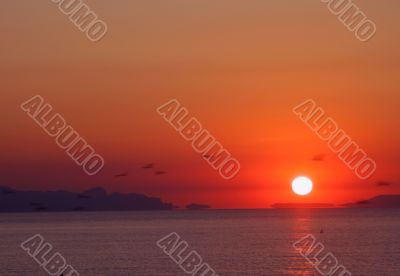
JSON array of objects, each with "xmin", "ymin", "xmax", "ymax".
[{"xmin": 0, "ymin": 209, "xmax": 399, "ymax": 275}]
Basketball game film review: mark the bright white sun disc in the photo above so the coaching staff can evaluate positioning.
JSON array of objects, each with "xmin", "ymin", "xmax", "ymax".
[{"xmin": 292, "ymin": 176, "xmax": 313, "ymax": 196}]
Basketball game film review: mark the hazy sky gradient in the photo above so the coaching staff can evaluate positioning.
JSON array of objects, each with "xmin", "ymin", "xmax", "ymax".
[{"xmin": 1, "ymin": 0, "xmax": 399, "ymax": 207}]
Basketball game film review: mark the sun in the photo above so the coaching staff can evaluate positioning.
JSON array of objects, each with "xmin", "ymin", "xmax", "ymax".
[{"xmin": 291, "ymin": 176, "xmax": 313, "ymax": 196}]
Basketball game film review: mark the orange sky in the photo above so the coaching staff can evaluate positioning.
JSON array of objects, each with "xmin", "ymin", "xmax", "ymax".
[{"xmin": 1, "ymin": 0, "xmax": 399, "ymax": 208}]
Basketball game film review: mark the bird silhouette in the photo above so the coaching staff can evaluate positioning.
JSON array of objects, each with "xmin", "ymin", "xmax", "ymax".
[
  {"xmin": 114, "ymin": 172, "xmax": 129, "ymax": 178},
  {"xmin": 312, "ymin": 153, "xmax": 327, "ymax": 161},
  {"xmin": 154, "ymin": 171, "xmax": 167, "ymax": 175},
  {"xmin": 376, "ymin": 181, "xmax": 392, "ymax": 186},
  {"xmin": 142, "ymin": 163, "xmax": 154, "ymax": 169}
]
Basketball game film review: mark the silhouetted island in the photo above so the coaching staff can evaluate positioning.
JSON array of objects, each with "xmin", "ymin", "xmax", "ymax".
[
  {"xmin": 0, "ymin": 186, "xmax": 173, "ymax": 212},
  {"xmin": 271, "ymin": 203, "xmax": 335, "ymax": 208},
  {"xmin": 344, "ymin": 195, "xmax": 400, "ymax": 208},
  {"xmin": 186, "ymin": 203, "xmax": 211, "ymax": 210}
]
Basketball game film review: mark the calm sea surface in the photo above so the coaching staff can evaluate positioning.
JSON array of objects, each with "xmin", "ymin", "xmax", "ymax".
[{"xmin": 0, "ymin": 209, "xmax": 399, "ymax": 275}]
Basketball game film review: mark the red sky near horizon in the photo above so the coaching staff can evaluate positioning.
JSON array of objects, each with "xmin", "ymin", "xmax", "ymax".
[{"xmin": 1, "ymin": 0, "xmax": 399, "ymax": 208}]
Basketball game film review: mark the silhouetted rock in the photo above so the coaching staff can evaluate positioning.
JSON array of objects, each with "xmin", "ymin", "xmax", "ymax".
[
  {"xmin": 345, "ymin": 195, "xmax": 400, "ymax": 208},
  {"xmin": 186, "ymin": 203, "xmax": 211, "ymax": 210},
  {"xmin": 0, "ymin": 186, "xmax": 173, "ymax": 212}
]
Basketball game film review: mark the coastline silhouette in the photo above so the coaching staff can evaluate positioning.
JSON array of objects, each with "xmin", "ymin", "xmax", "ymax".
[{"xmin": 0, "ymin": 186, "xmax": 173, "ymax": 212}]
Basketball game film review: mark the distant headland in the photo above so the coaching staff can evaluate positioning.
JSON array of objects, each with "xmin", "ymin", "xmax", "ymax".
[
  {"xmin": 186, "ymin": 203, "xmax": 211, "ymax": 210},
  {"xmin": 271, "ymin": 203, "xmax": 335, "ymax": 208},
  {"xmin": 344, "ymin": 195, "xmax": 400, "ymax": 208},
  {"xmin": 272, "ymin": 195, "xmax": 400, "ymax": 208},
  {"xmin": 0, "ymin": 186, "xmax": 173, "ymax": 212}
]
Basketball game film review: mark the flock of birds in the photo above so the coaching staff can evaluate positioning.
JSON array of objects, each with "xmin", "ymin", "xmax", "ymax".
[
  {"xmin": 112, "ymin": 153, "xmax": 216, "ymax": 179},
  {"xmin": 113, "ymin": 163, "xmax": 167, "ymax": 179}
]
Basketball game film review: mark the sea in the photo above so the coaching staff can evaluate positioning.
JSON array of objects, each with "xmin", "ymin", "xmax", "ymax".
[{"xmin": 0, "ymin": 209, "xmax": 399, "ymax": 276}]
